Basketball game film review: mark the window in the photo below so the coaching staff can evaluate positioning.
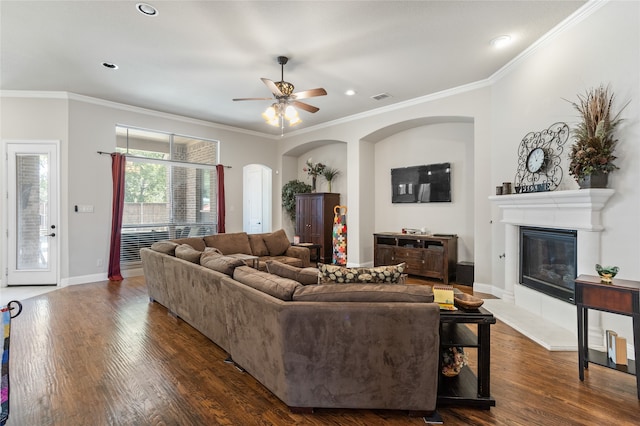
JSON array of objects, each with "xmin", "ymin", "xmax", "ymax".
[{"xmin": 116, "ymin": 126, "xmax": 219, "ymax": 264}]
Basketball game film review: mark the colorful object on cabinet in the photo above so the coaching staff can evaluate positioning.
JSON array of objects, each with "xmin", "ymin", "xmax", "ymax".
[{"xmin": 332, "ymin": 205, "xmax": 347, "ymax": 265}]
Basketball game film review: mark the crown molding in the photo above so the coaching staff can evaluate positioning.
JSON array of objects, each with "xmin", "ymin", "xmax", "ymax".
[
  {"xmin": 489, "ymin": 0, "xmax": 608, "ymax": 84},
  {"xmin": 0, "ymin": 90, "xmax": 277, "ymax": 140}
]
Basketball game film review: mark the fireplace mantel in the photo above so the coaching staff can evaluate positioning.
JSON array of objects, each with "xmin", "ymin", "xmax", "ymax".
[
  {"xmin": 489, "ymin": 188, "xmax": 615, "ymax": 351},
  {"xmin": 489, "ymin": 188, "xmax": 614, "ymax": 231}
]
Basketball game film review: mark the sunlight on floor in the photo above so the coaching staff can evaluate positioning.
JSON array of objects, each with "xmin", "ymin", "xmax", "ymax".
[{"xmin": 0, "ymin": 285, "xmax": 60, "ymax": 306}]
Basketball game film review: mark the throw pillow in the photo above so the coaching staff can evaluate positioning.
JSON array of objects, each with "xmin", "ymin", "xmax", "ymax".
[
  {"xmin": 262, "ymin": 229, "xmax": 291, "ymax": 256},
  {"xmin": 318, "ymin": 263, "xmax": 406, "ymax": 284},
  {"xmin": 318, "ymin": 264, "xmax": 364, "ymax": 284},
  {"xmin": 201, "ymin": 255, "xmax": 245, "ymax": 276},
  {"xmin": 150, "ymin": 240, "xmax": 179, "ymax": 255},
  {"xmin": 175, "ymin": 244, "xmax": 203, "ymax": 264},
  {"xmin": 248, "ymin": 234, "xmax": 269, "ymax": 257},
  {"xmin": 361, "ymin": 263, "xmax": 407, "ymax": 283},
  {"xmin": 266, "ymin": 260, "xmax": 319, "ymax": 285}
]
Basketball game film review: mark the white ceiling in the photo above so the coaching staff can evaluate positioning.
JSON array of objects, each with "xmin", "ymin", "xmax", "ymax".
[{"xmin": 1, "ymin": 1, "xmax": 587, "ymax": 136}]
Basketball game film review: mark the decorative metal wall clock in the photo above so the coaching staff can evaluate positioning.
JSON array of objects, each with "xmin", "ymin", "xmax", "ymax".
[{"xmin": 514, "ymin": 122, "xmax": 568, "ymax": 193}]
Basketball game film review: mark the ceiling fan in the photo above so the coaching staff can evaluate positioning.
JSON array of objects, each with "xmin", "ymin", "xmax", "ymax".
[{"xmin": 233, "ymin": 56, "xmax": 327, "ymax": 127}]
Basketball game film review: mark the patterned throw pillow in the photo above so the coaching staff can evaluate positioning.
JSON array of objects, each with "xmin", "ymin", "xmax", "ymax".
[{"xmin": 318, "ymin": 263, "xmax": 406, "ymax": 284}]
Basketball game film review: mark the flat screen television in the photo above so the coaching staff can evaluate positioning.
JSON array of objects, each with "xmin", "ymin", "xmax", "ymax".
[{"xmin": 391, "ymin": 163, "xmax": 451, "ymax": 203}]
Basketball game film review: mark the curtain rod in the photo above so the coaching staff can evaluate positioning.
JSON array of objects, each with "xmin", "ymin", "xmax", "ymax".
[{"xmin": 97, "ymin": 151, "xmax": 231, "ymax": 168}]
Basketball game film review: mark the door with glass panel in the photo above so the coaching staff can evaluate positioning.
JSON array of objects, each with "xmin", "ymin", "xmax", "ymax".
[{"xmin": 6, "ymin": 142, "xmax": 58, "ymax": 285}]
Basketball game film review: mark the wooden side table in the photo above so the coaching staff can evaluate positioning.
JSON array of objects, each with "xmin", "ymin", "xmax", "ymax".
[
  {"xmin": 293, "ymin": 243, "xmax": 322, "ymax": 263},
  {"xmin": 438, "ymin": 306, "xmax": 496, "ymax": 409},
  {"xmin": 575, "ymin": 274, "xmax": 640, "ymax": 399}
]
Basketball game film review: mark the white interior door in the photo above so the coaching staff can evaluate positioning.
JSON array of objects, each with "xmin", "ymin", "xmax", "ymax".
[
  {"xmin": 6, "ymin": 142, "xmax": 59, "ymax": 285},
  {"xmin": 243, "ymin": 164, "xmax": 271, "ymax": 234}
]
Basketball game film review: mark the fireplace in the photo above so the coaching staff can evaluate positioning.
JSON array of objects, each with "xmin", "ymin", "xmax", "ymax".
[
  {"xmin": 489, "ymin": 189, "xmax": 614, "ymax": 350},
  {"xmin": 519, "ymin": 227, "xmax": 577, "ymax": 304}
]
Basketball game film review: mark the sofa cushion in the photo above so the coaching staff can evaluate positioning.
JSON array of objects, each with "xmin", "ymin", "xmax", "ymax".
[
  {"xmin": 175, "ymin": 244, "xmax": 203, "ymax": 264},
  {"xmin": 248, "ymin": 234, "xmax": 269, "ymax": 257},
  {"xmin": 233, "ymin": 266, "xmax": 302, "ymax": 301},
  {"xmin": 203, "ymin": 232, "xmax": 253, "ymax": 255},
  {"xmin": 292, "ymin": 283, "xmax": 434, "ymax": 302},
  {"xmin": 266, "ymin": 260, "xmax": 319, "ymax": 285},
  {"xmin": 201, "ymin": 255, "xmax": 245, "ymax": 276},
  {"xmin": 262, "ymin": 229, "xmax": 290, "ymax": 256},
  {"xmin": 318, "ymin": 263, "xmax": 406, "ymax": 284},
  {"xmin": 150, "ymin": 240, "xmax": 179, "ymax": 255},
  {"xmin": 171, "ymin": 237, "xmax": 206, "ymax": 252}
]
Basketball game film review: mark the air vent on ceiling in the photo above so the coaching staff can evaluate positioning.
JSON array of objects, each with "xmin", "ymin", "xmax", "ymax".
[{"xmin": 371, "ymin": 93, "xmax": 391, "ymax": 101}]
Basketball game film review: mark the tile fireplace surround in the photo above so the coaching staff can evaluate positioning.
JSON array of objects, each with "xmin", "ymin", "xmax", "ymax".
[{"xmin": 489, "ymin": 189, "xmax": 615, "ymax": 351}]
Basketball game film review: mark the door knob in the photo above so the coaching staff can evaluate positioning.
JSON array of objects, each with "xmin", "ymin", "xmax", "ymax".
[{"xmin": 47, "ymin": 233, "xmax": 56, "ymax": 237}]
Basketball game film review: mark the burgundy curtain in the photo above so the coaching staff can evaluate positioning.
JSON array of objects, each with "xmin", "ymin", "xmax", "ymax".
[
  {"xmin": 108, "ymin": 153, "xmax": 126, "ymax": 281},
  {"xmin": 216, "ymin": 164, "xmax": 226, "ymax": 234}
]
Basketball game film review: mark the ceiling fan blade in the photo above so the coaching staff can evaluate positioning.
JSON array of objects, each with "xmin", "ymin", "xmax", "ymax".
[
  {"xmin": 261, "ymin": 78, "xmax": 284, "ymax": 97},
  {"xmin": 293, "ymin": 101, "xmax": 319, "ymax": 113},
  {"xmin": 292, "ymin": 88, "xmax": 327, "ymax": 100},
  {"xmin": 232, "ymin": 97, "xmax": 273, "ymax": 101}
]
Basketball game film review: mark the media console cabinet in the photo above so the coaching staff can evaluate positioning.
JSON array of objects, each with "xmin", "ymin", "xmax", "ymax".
[{"xmin": 374, "ymin": 232, "xmax": 458, "ymax": 283}]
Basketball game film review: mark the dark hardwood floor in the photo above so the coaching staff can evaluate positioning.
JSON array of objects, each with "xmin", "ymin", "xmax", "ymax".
[{"xmin": 4, "ymin": 276, "xmax": 639, "ymax": 425}]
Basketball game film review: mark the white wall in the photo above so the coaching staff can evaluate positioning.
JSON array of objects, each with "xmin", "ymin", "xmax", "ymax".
[
  {"xmin": 1, "ymin": 94, "xmax": 275, "ymax": 284},
  {"xmin": 374, "ymin": 122, "xmax": 474, "ymax": 261},
  {"xmin": 489, "ymin": 0, "xmax": 639, "ymax": 340}
]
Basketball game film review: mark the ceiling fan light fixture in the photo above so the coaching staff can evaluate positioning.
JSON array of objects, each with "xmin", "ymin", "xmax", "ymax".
[
  {"xmin": 288, "ymin": 116, "xmax": 302, "ymax": 127},
  {"xmin": 262, "ymin": 105, "xmax": 277, "ymax": 121},
  {"xmin": 284, "ymin": 105, "xmax": 298, "ymax": 120}
]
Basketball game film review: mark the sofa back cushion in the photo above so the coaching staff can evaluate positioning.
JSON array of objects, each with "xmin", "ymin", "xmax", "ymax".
[
  {"xmin": 262, "ymin": 229, "xmax": 290, "ymax": 256},
  {"xmin": 200, "ymin": 247, "xmax": 224, "ymax": 263},
  {"xmin": 265, "ymin": 260, "xmax": 318, "ymax": 285},
  {"xmin": 318, "ymin": 263, "xmax": 406, "ymax": 284},
  {"xmin": 204, "ymin": 232, "xmax": 252, "ymax": 255},
  {"xmin": 292, "ymin": 283, "xmax": 434, "ymax": 303},
  {"xmin": 175, "ymin": 244, "xmax": 203, "ymax": 264},
  {"xmin": 150, "ymin": 240, "xmax": 179, "ymax": 255},
  {"xmin": 233, "ymin": 266, "xmax": 302, "ymax": 301},
  {"xmin": 171, "ymin": 237, "xmax": 206, "ymax": 252},
  {"xmin": 248, "ymin": 234, "xmax": 269, "ymax": 257},
  {"xmin": 201, "ymin": 254, "xmax": 245, "ymax": 276}
]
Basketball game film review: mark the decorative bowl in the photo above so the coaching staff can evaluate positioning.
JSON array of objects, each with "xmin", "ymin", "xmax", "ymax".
[
  {"xmin": 595, "ymin": 264, "xmax": 619, "ymax": 283},
  {"xmin": 454, "ymin": 293, "xmax": 484, "ymax": 309}
]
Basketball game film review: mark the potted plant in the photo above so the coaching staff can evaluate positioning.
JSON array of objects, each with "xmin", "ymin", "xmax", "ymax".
[
  {"xmin": 303, "ymin": 158, "xmax": 325, "ymax": 192},
  {"xmin": 566, "ymin": 84, "xmax": 628, "ymax": 188},
  {"xmin": 322, "ymin": 166, "xmax": 340, "ymax": 193},
  {"xmin": 282, "ymin": 179, "xmax": 311, "ymax": 222}
]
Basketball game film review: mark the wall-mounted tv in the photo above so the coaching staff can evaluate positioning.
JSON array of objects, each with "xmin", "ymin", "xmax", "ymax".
[{"xmin": 391, "ymin": 163, "xmax": 451, "ymax": 203}]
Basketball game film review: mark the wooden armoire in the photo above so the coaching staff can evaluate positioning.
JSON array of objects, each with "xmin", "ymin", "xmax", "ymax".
[{"xmin": 295, "ymin": 192, "xmax": 340, "ymax": 263}]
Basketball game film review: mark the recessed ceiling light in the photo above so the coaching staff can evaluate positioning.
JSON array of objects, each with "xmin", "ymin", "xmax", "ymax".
[
  {"xmin": 491, "ymin": 35, "xmax": 512, "ymax": 49},
  {"xmin": 102, "ymin": 62, "xmax": 119, "ymax": 70},
  {"xmin": 345, "ymin": 89, "xmax": 356, "ymax": 96},
  {"xmin": 136, "ymin": 3, "xmax": 158, "ymax": 16}
]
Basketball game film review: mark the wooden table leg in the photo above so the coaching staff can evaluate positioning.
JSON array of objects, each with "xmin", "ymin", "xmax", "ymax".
[{"xmin": 577, "ymin": 304, "xmax": 585, "ymax": 381}]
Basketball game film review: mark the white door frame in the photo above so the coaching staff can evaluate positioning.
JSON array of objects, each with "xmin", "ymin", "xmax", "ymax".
[{"xmin": 2, "ymin": 140, "xmax": 61, "ymax": 287}]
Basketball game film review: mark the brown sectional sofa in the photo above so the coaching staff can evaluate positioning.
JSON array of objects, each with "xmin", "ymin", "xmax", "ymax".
[
  {"xmin": 140, "ymin": 231, "xmax": 441, "ymax": 414},
  {"xmin": 170, "ymin": 229, "xmax": 311, "ymax": 271}
]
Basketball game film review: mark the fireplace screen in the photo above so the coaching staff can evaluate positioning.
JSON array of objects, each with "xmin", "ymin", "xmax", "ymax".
[{"xmin": 520, "ymin": 227, "xmax": 577, "ymax": 304}]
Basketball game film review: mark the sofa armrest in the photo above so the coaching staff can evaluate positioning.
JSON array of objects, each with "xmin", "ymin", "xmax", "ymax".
[{"xmin": 284, "ymin": 245, "xmax": 311, "ymax": 267}]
